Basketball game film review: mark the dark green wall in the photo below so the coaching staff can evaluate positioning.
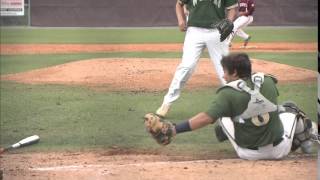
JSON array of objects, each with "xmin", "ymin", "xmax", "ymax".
[{"xmin": 1, "ymin": 0, "xmax": 318, "ymax": 27}]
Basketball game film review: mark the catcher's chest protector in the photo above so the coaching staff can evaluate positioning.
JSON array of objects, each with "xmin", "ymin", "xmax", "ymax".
[{"xmin": 225, "ymin": 73, "xmax": 284, "ymax": 124}]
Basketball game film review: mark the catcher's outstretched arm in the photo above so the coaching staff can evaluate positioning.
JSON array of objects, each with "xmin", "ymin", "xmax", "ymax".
[
  {"xmin": 144, "ymin": 112, "xmax": 215, "ymax": 145},
  {"xmin": 174, "ymin": 112, "xmax": 215, "ymax": 134},
  {"xmin": 188, "ymin": 112, "xmax": 215, "ymax": 130}
]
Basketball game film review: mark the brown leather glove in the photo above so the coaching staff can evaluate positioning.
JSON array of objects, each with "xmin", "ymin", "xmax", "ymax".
[
  {"xmin": 216, "ymin": 19, "xmax": 234, "ymax": 42},
  {"xmin": 144, "ymin": 113, "xmax": 174, "ymax": 145}
]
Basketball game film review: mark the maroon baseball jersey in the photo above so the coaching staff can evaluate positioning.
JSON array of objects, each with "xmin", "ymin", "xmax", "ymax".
[{"xmin": 238, "ymin": 0, "xmax": 255, "ymax": 16}]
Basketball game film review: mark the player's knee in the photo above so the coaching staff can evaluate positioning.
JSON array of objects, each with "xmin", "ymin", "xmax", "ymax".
[
  {"xmin": 282, "ymin": 101, "xmax": 315, "ymax": 153},
  {"xmin": 214, "ymin": 125, "xmax": 228, "ymax": 142},
  {"xmin": 293, "ymin": 118, "xmax": 314, "ymax": 152}
]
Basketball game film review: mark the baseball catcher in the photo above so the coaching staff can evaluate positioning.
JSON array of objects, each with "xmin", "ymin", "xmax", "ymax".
[{"xmin": 144, "ymin": 53, "xmax": 318, "ymax": 160}]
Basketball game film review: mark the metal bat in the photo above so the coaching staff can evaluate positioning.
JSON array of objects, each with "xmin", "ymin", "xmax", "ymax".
[{"xmin": 0, "ymin": 135, "xmax": 40, "ymax": 154}]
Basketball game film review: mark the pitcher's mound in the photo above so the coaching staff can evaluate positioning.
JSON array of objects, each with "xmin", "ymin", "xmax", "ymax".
[{"xmin": 1, "ymin": 58, "xmax": 316, "ymax": 91}]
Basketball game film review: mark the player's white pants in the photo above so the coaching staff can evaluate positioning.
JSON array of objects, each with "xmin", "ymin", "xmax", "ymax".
[
  {"xmin": 219, "ymin": 112, "xmax": 297, "ymax": 160},
  {"xmin": 163, "ymin": 27, "xmax": 229, "ymax": 105},
  {"xmin": 227, "ymin": 15, "xmax": 253, "ymax": 43}
]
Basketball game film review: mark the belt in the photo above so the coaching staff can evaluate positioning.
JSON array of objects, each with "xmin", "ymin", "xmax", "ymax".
[{"xmin": 247, "ymin": 137, "xmax": 283, "ymax": 150}]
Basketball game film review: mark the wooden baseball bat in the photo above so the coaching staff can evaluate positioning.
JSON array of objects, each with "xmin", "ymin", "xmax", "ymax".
[{"xmin": 0, "ymin": 135, "xmax": 40, "ymax": 154}]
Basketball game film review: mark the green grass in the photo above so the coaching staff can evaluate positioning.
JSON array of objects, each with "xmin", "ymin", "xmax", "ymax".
[
  {"xmin": 0, "ymin": 52, "xmax": 316, "ymax": 75},
  {"xmin": 0, "ymin": 52, "xmax": 181, "ymax": 75},
  {"xmin": 0, "ymin": 82, "xmax": 317, "ymax": 155},
  {"xmin": 232, "ymin": 27, "xmax": 317, "ymax": 42},
  {"xmin": 247, "ymin": 52, "xmax": 318, "ymax": 71},
  {"xmin": 0, "ymin": 26, "xmax": 317, "ymax": 44},
  {"xmin": 0, "ymin": 28, "xmax": 184, "ymax": 44}
]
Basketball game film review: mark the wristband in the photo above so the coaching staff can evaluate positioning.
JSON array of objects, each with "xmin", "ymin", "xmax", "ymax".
[{"xmin": 175, "ymin": 120, "xmax": 191, "ymax": 134}]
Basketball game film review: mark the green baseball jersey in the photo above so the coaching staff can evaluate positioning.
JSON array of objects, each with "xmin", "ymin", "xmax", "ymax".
[
  {"xmin": 181, "ymin": 0, "xmax": 237, "ymax": 28},
  {"xmin": 206, "ymin": 76, "xmax": 284, "ymax": 149}
]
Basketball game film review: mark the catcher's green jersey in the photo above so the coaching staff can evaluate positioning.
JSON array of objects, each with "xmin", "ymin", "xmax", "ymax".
[
  {"xmin": 181, "ymin": 0, "xmax": 237, "ymax": 28},
  {"xmin": 206, "ymin": 76, "xmax": 284, "ymax": 149}
]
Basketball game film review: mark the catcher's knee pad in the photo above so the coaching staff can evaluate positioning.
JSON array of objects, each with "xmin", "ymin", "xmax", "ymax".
[
  {"xmin": 293, "ymin": 118, "xmax": 313, "ymax": 153},
  {"xmin": 282, "ymin": 101, "xmax": 315, "ymax": 153},
  {"xmin": 214, "ymin": 125, "xmax": 228, "ymax": 142}
]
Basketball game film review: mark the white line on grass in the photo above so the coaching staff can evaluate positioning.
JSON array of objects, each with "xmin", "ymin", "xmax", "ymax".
[{"xmin": 30, "ymin": 159, "xmax": 236, "ymax": 171}]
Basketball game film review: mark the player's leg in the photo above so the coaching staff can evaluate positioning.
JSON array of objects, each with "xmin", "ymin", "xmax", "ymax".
[
  {"xmin": 234, "ymin": 16, "xmax": 252, "ymax": 37},
  {"xmin": 242, "ymin": 108, "xmax": 315, "ymax": 160},
  {"xmin": 218, "ymin": 110, "xmax": 316, "ymax": 160},
  {"xmin": 217, "ymin": 118, "xmax": 270, "ymax": 160},
  {"xmin": 269, "ymin": 112, "xmax": 297, "ymax": 159},
  {"xmin": 217, "ymin": 118, "xmax": 237, "ymax": 148},
  {"xmin": 205, "ymin": 29, "xmax": 228, "ymax": 85},
  {"xmin": 235, "ymin": 16, "xmax": 253, "ymax": 47},
  {"xmin": 235, "ymin": 29, "xmax": 249, "ymax": 40},
  {"xmin": 282, "ymin": 102, "xmax": 318, "ymax": 153},
  {"xmin": 271, "ymin": 102, "xmax": 318, "ymax": 158},
  {"xmin": 218, "ymin": 115, "xmax": 294, "ymax": 160},
  {"xmin": 156, "ymin": 27, "xmax": 205, "ymax": 117},
  {"xmin": 226, "ymin": 16, "xmax": 250, "ymax": 46}
]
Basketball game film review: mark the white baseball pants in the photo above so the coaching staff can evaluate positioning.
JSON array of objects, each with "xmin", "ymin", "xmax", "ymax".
[
  {"xmin": 219, "ymin": 112, "xmax": 297, "ymax": 160},
  {"xmin": 227, "ymin": 15, "xmax": 253, "ymax": 43},
  {"xmin": 163, "ymin": 27, "xmax": 229, "ymax": 105}
]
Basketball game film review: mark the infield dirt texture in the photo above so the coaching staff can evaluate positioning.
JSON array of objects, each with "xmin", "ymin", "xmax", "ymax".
[{"xmin": 0, "ymin": 28, "xmax": 318, "ymax": 180}]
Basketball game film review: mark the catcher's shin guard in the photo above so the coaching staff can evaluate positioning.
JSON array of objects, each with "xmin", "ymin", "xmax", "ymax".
[{"xmin": 282, "ymin": 101, "xmax": 317, "ymax": 153}]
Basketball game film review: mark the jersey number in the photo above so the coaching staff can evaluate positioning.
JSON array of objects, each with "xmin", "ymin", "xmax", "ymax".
[{"xmin": 251, "ymin": 113, "xmax": 270, "ymax": 126}]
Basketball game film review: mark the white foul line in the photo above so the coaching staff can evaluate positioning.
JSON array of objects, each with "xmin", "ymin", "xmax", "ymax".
[{"xmin": 30, "ymin": 159, "xmax": 234, "ymax": 171}]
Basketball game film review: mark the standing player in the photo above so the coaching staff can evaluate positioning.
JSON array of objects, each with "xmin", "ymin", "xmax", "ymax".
[
  {"xmin": 156, "ymin": 0, "xmax": 238, "ymax": 117},
  {"xmin": 227, "ymin": 0, "xmax": 255, "ymax": 48},
  {"xmin": 145, "ymin": 53, "xmax": 318, "ymax": 160}
]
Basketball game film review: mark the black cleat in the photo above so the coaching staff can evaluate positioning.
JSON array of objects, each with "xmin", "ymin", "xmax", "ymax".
[{"xmin": 243, "ymin": 36, "xmax": 251, "ymax": 47}]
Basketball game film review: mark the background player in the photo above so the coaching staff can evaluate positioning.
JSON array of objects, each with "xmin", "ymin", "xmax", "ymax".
[
  {"xmin": 227, "ymin": 0, "xmax": 255, "ymax": 48},
  {"xmin": 156, "ymin": 0, "xmax": 237, "ymax": 117}
]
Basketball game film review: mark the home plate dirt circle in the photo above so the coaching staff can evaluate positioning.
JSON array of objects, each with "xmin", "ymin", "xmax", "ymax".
[{"xmin": 0, "ymin": 152, "xmax": 317, "ymax": 180}]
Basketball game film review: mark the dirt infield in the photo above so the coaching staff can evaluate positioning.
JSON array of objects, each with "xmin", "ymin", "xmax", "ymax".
[
  {"xmin": 0, "ymin": 42, "xmax": 317, "ymax": 55},
  {"xmin": 1, "ymin": 58, "xmax": 317, "ymax": 90},
  {"xmin": 0, "ymin": 152, "xmax": 317, "ymax": 180}
]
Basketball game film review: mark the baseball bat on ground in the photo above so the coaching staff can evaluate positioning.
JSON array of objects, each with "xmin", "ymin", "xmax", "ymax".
[{"xmin": 0, "ymin": 135, "xmax": 40, "ymax": 154}]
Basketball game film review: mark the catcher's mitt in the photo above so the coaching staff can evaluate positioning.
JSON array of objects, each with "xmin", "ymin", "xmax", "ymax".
[
  {"xmin": 215, "ymin": 19, "xmax": 234, "ymax": 42},
  {"xmin": 144, "ymin": 113, "xmax": 174, "ymax": 145}
]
